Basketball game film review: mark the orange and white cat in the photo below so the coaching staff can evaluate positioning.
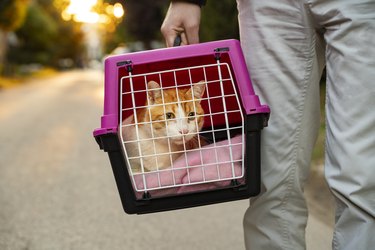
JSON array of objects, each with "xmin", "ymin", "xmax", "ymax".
[{"xmin": 122, "ymin": 80, "xmax": 206, "ymax": 173}]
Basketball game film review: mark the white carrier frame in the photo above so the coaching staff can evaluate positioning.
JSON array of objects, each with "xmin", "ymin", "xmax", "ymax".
[{"xmin": 119, "ymin": 62, "xmax": 245, "ymax": 192}]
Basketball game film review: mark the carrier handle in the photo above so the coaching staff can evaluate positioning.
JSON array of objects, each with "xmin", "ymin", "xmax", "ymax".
[{"xmin": 173, "ymin": 35, "xmax": 182, "ymax": 47}]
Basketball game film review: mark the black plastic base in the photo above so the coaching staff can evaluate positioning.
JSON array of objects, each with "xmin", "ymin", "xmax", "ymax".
[{"xmin": 94, "ymin": 113, "xmax": 268, "ymax": 214}]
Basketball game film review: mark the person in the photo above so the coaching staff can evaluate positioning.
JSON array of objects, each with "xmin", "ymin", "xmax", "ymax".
[{"xmin": 161, "ymin": 0, "xmax": 375, "ymax": 249}]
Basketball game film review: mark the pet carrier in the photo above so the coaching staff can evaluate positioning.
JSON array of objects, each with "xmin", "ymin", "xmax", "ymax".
[{"xmin": 93, "ymin": 39, "xmax": 270, "ymax": 214}]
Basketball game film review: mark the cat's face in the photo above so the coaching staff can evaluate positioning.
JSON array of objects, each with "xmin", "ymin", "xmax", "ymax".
[{"xmin": 145, "ymin": 81, "xmax": 205, "ymax": 145}]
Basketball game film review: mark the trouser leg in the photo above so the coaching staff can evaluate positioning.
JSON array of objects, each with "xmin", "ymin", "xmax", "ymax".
[
  {"xmin": 237, "ymin": 0, "xmax": 325, "ymax": 249},
  {"xmin": 309, "ymin": 0, "xmax": 375, "ymax": 249}
]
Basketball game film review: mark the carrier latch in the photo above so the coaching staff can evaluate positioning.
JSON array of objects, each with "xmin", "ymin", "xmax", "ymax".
[
  {"xmin": 214, "ymin": 47, "xmax": 230, "ymax": 60},
  {"xmin": 117, "ymin": 60, "xmax": 133, "ymax": 72}
]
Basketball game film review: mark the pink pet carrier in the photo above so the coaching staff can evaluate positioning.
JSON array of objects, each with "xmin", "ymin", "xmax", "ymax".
[{"xmin": 93, "ymin": 39, "xmax": 270, "ymax": 214}]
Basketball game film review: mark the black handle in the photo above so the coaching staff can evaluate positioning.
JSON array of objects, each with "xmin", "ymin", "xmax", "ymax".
[{"xmin": 173, "ymin": 35, "xmax": 182, "ymax": 47}]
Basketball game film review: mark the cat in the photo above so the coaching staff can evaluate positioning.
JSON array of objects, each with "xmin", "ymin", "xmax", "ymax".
[{"xmin": 122, "ymin": 80, "xmax": 206, "ymax": 173}]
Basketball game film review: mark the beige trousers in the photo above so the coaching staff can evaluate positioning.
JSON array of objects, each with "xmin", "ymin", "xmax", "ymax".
[{"xmin": 237, "ymin": 0, "xmax": 375, "ymax": 249}]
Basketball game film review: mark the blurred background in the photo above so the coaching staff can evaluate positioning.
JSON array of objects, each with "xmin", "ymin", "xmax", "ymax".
[
  {"xmin": 0, "ymin": 0, "xmax": 239, "ymax": 83},
  {"xmin": 0, "ymin": 0, "xmax": 333, "ymax": 249}
]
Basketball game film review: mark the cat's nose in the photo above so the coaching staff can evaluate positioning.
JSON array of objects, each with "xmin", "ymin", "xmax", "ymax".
[{"xmin": 179, "ymin": 129, "xmax": 189, "ymax": 135}]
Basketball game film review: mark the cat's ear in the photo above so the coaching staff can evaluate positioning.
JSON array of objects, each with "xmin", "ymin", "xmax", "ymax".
[
  {"xmin": 147, "ymin": 81, "xmax": 162, "ymax": 104},
  {"xmin": 190, "ymin": 81, "xmax": 206, "ymax": 101}
]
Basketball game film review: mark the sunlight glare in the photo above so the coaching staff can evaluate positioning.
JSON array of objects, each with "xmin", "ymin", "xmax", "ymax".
[
  {"xmin": 113, "ymin": 3, "xmax": 124, "ymax": 18},
  {"xmin": 65, "ymin": 0, "xmax": 99, "ymax": 23}
]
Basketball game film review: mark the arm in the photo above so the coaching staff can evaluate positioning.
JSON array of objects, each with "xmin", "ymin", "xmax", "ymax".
[{"xmin": 161, "ymin": 1, "xmax": 203, "ymax": 47}]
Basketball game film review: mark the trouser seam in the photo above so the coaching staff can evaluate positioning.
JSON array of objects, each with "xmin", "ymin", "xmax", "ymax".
[{"xmin": 280, "ymin": 30, "xmax": 316, "ymax": 250}]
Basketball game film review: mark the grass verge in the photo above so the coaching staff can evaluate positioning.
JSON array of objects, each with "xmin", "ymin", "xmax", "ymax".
[{"xmin": 0, "ymin": 68, "xmax": 58, "ymax": 89}]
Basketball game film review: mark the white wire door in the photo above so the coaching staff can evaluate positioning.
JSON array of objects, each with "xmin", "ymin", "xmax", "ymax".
[{"xmin": 119, "ymin": 62, "xmax": 245, "ymax": 194}]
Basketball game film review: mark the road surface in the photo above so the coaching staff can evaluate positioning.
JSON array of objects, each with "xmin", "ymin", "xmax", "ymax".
[{"xmin": 0, "ymin": 70, "xmax": 334, "ymax": 250}]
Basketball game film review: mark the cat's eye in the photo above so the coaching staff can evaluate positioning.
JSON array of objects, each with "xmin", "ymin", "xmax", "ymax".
[
  {"xmin": 188, "ymin": 112, "xmax": 196, "ymax": 121},
  {"xmin": 165, "ymin": 112, "xmax": 175, "ymax": 119}
]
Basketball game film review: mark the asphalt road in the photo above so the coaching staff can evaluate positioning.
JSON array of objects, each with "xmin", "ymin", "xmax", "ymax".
[{"xmin": 0, "ymin": 70, "xmax": 334, "ymax": 250}]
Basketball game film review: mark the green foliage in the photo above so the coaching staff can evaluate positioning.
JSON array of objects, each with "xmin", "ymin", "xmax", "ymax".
[
  {"xmin": 107, "ymin": 0, "xmax": 239, "ymax": 52},
  {"xmin": 40, "ymin": 0, "xmax": 85, "ymax": 65},
  {"xmin": 200, "ymin": 0, "xmax": 239, "ymax": 42},
  {"xmin": 104, "ymin": 20, "xmax": 128, "ymax": 53},
  {"xmin": 146, "ymin": 0, "xmax": 240, "ymax": 43},
  {"xmin": 7, "ymin": 3, "xmax": 58, "ymax": 65},
  {"xmin": 120, "ymin": 0, "xmax": 165, "ymax": 49},
  {"xmin": 0, "ymin": 0, "xmax": 29, "ymax": 31},
  {"xmin": 7, "ymin": 0, "xmax": 85, "ymax": 68}
]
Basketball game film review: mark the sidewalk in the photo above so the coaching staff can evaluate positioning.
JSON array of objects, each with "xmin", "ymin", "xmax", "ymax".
[
  {"xmin": 306, "ymin": 213, "xmax": 334, "ymax": 250},
  {"xmin": 305, "ymin": 163, "xmax": 335, "ymax": 250}
]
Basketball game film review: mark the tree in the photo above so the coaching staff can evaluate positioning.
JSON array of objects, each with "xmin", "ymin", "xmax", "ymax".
[
  {"xmin": 120, "ymin": 0, "xmax": 165, "ymax": 50},
  {"xmin": 0, "ymin": 0, "xmax": 29, "ymax": 31},
  {"xmin": 7, "ymin": 3, "xmax": 58, "ymax": 65},
  {"xmin": 38, "ymin": 0, "xmax": 85, "ymax": 67},
  {"xmin": 7, "ymin": 0, "xmax": 85, "ymax": 69},
  {"xmin": 106, "ymin": 0, "xmax": 239, "ymax": 53},
  {"xmin": 200, "ymin": 0, "xmax": 239, "ymax": 42},
  {"xmin": 0, "ymin": 0, "xmax": 29, "ymax": 74}
]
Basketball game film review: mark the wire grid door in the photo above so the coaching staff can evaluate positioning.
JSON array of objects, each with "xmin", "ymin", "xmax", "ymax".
[{"xmin": 119, "ymin": 62, "xmax": 245, "ymax": 193}]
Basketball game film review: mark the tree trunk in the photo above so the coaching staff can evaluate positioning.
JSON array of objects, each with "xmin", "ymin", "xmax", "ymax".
[{"xmin": 0, "ymin": 30, "xmax": 8, "ymax": 75}]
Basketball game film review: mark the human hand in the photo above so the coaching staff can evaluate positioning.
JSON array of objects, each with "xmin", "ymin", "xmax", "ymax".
[{"xmin": 161, "ymin": 2, "xmax": 201, "ymax": 47}]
